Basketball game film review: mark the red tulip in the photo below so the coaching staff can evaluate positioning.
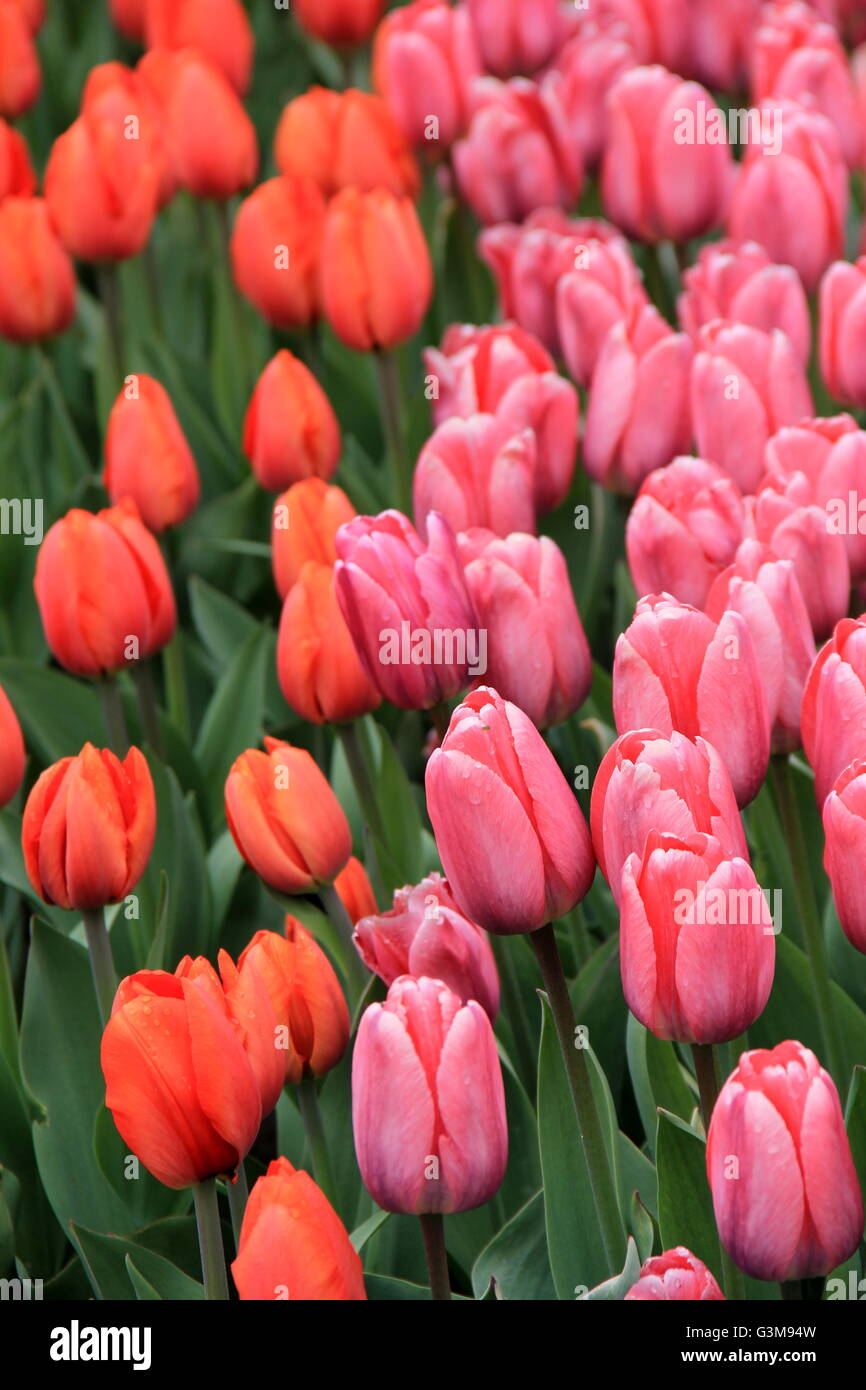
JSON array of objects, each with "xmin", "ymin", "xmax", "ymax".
[
  {"xmin": 230, "ymin": 176, "xmax": 326, "ymax": 331},
  {"xmin": 145, "ymin": 0, "xmax": 254, "ymax": 95},
  {"xmin": 801, "ymin": 615, "xmax": 866, "ymax": 805},
  {"xmin": 109, "ymin": 0, "xmax": 146, "ymax": 40},
  {"xmin": 0, "ymin": 119, "xmax": 34, "ymax": 201},
  {"xmin": 819, "ymin": 257, "xmax": 866, "ymax": 408},
  {"xmin": 104, "ymin": 374, "xmax": 199, "ymax": 532},
  {"xmin": 274, "ymin": 88, "xmax": 419, "ymax": 201},
  {"xmin": 549, "ymin": 24, "xmax": 635, "ymax": 171},
  {"xmin": 413, "ymin": 415, "xmax": 537, "ymax": 540},
  {"xmin": 178, "ymin": 951, "xmax": 283, "ymax": 1118},
  {"xmin": 81, "ymin": 61, "xmax": 174, "ymax": 209},
  {"xmin": 276, "ymin": 562, "xmax": 381, "ymax": 725},
  {"xmin": 0, "ymin": 197, "xmax": 76, "ymax": 343},
  {"xmin": 372, "ymin": 0, "xmax": 481, "ymax": 151},
  {"xmin": 465, "ymin": 0, "xmax": 564, "ymax": 77},
  {"xmin": 678, "ymin": 239, "xmax": 811, "ymax": 368},
  {"xmin": 271, "ymin": 478, "xmax": 356, "ymax": 600},
  {"xmin": 746, "ymin": 477, "xmax": 850, "ymax": 639},
  {"xmin": 625, "ymin": 1247, "xmax": 725, "ymax": 1301},
  {"xmin": 292, "ymin": 0, "xmax": 386, "ymax": 48},
  {"xmin": 0, "ymin": 683, "xmax": 25, "ymax": 808},
  {"xmin": 243, "ymin": 350, "xmax": 341, "ymax": 492},
  {"xmin": 0, "ymin": 0, "xmax": 40, "ymax": 118}
]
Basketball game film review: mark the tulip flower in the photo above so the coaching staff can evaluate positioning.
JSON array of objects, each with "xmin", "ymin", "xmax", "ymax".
[
  {"xmin": 762, "ymin": 414, "xmax": 866, "ymax": 580},
  {"xmin": 0, "ymin": 119, "xmax": 34, "ymax": 201},
  {"xmin": 271, "ymin": 478, "xmax": 356, "ymax": 600},
  {"xmin": 0, "ymin": 198, "xmax": 77, "ymax": 343},
  {"xmin": 277, "ymin": 561, "xmax": 381, "ymax": 725},
  {"xmin": 0, "ymin": 683, "xmax": 25, "ymax": 808},
  {"xmin": 232, "ymin": 1158, "xmax": 367, "ymax": 1301},
  {"xmin": 549, "ymin": 25, "xmax": 635, "ymax": 171},
  {"xmin": 453, "ymin": 78, "xmax": 581, "ymax": 226},
  {"xmin": 599, "ymin": 0, "xmax": 690, "ymax": 71},
  {"xmin": 466, "ymin": 0, "xmax": 564, "ymax": 77},
  {"xmin": 821, "ymin": 759, "xmax": 866, "ymax": 953},
  {"xmin": 34, "ymin": 500, "xmax": 176, "ymax": 678},
  {"xmin": 457, "ymin": 529, "xmax": 591, "ymax": 728},
  {"xmin": 334, "ymin": 856, "xmax": 377, "ymax": 924},
  {"xmin": 424, "ymin": 322, "xmax": 578, "ymax": 512},
  {"xmin": 746, "ymin": 477, "xmax": 850, "ymax": 639},
  {"xmin": 678, "ymin": 239, "xmax": 811, "ymax": 368},
  {"xmin": 583, "ymin": 304, "xmax": 693, "ymax": 494},
  {"xmin": 81, "ymin": 61, "xmax": 175, "ymax": 209},
  {"xmin": 556, "ymin": 237, "xmax": 649, "ymax": 388},
  {"xmin": 237, "ymin": 921, "xmax": 350, "ymax": 1085},
  {"xmin": 178, "ymin": 952, "xmax": 284, "ymax": 1118},
  {"xmin": 103, "ymin": 374, "xmax": 200, "ymax": 532},
  {"xmin": 353, "ymin": 975, "xmax": 508, "ymax": 1213},
  {"xmin": 224, "ymin": 739, "xmax": 351, "ymax": 896},
  {"xmin": 275, "ymin": 88, "xmax": 419, "ymax": 201},
  {"xmin": 626, "ymin": 456, "xmax": 746, "ymax": 610},
  {"xmin": 426, "ymin": 687, "xmax": 595, "ymax": 933},
  {"xmin": 109, "ymin": 0, "xmax": 146, "ymax": 40},
  {"xmin": 22, "ymin": 744, "xmax": 155, "ymax": 911},
  {"xmin": 243, "ymin": 350, "xmax": 341, "ymax": 492},
  {"xmin": 291, "ymin": 0, "xmax": 386, "ymax": 47},
  {"xmin": 801, "ymin": 615, "xmax": 866, "ymax": 806},
  {"xmin": 625, "ymin": 1247, "xmax": 725, "ymax": 1301},
  {"xmin": 334, "ymin": 510, "xmax": 480, "ymax": 711},
  {"xmin": 590, "ymin": 729, "xmax": 747, "ymax": 905},
  {"xmin": 9, "ymin": 0, "xmax": 42, "ymax": 32},
  {"xmin": 144, "ymin": 0, "xmax": 254, "ymax": 96},
  {"xmin": 230, "ymin": 176, "xmax": 326, "ymax": 331},
  {"xmin": 354, "ymin": 872, "xmax": 500, "ymax": 1019},
  {"xmin": 613, "ymin": 595, "xmax": 771, "ymax": 807},
  {"xmin": 689, "ymin": 0, "xmax": 759, "ymax": 88},
  {"xmin": 706, "ymin": 1041, "xmax": 864, "ymax": 1281},
  {"xmin": 0, "ymin": 0, "xmax": 40, "ymax": 118},
  {"xmin": 318, "ymin": 188, "xmax": 432, "ymax": 353},
  {"xmin": 413, "ymin": 415, "xmax": 537, "ymax": 540},
  {"xmin": 690, "ymin": 321, "xmax": 814, "ymax": 494},
  {"xmin": 372, "ymin": 0, "xmax": 481, "ymax": 151},
  {"xmin": 819, "ymin": 257, "xmax": 866, "ymax": 408}
]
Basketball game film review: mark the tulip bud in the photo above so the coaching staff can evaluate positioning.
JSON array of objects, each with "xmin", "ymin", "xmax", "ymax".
[
  {"xmin": 689, "ymin": 0, "xmax": 759, "ymax": 88},
  {"xmin": 590, "ymin": 729, "xmax": 747, "ymax": 905},
  {"xmin": 598, "ymin": 0, "xmax": 691, "ymax": 72},
  {"xmin": 801, "ymin": 615, "xmax": 866, "ymax": 805},
  {"xmin": 625, "ymin": 1247, "xmax": 725, "ymax": 1301},
  {"xmin": 81, "ymin": 61, "xmax": 175, "ymax": 209},
  {"xmin": 103, "ymin": 374, "xmax": 200, "ymax": 532},
  {"xmin": 178, "ymin": 951, "xmax": 284, "ymax": 1117},
  {"xmin": 23, "ymin": 744, "xmax": 155, "ymax": 911},
  {"xmin": 746, "ymin": 478, "xmax": 850, "ymax": 639},
  {"xmin": 762, "ymin": 414, "xmax": 866, "ymax": 580},
  {"xmin": 225, "ymin": 738, "xmax": 352, "ymax": 894},
  {"xmin": 819, "ymin": 257, "xmax": 866, "ymax": 408},
  {"xmin": 466, "ymin": 0, "xmax": 563, "ymax": 77},
  {"xmin": 274, "ymin": 88, "xmax": 419, "ymax": 200},
  {"xmin": 426, "ymin": 687, "xmax": 595, "ymax": 933},
  {"xmin": 822, "ymin": 759, "xmax": 866, "ymax": 952},
  {"xmin": 353, "ymin": 975, "xmax": 508, "ymax": 1213},
  {"xmin": 372, "ymin": 0, "xmax": 481, "ymax": 151},
  {"xmin": 319, "ymin": 188, "xmax": 432, "ymax": 353},
  {"xmin": 413, "ymin": 415, "xmax": 537, "ymax": 539},
  {"xmin": 707, "ymin": 1041, "xmax": 864, "ymax": 1281},
  {"xmin": 0, "ymin": 119, "xmax": 34, "ymax": 200},
  {"xmin": 232, "ymin": 1158, "xmax": 367, "ymax": 1300},
  {"xmin": 230, "ymin": 176, "xmax": 325, "ymax": 331},
  {"xmin": 144, "ymin": 0, "xmax": 254, "ymax": 95},
  {"xmin": 277, "ymin": 561, "xmax": 381, "ymax": 725},
  {"xmin": 0, "ymin": 198, "xmax": 76, "ymax": 343},
  {"xmin": 678, "ymin": 239, "xmax": 811, "ymax": 368},
  {"xmin": 550, "ymin": 25, "xmax": 635, "ymax": 171},
  {"xmin": 292, "ymin": 0, "xmax": 386, "ymax": 48},
  {"xmin": 334, "ymin": 855, "xmax": 377, "ymax": 924},
  {"xmin": 243, "ymin": 350, "xmax": 341, "ymax": 492},
  {"xmin": 34, "ymin": 500, "xmax": 176, "ymax": 678},
  {"xmin": 109, "ymin": 0, "xmax": 146, "ymax": 41},
  {"xmin": 0, "ymin": 683, "xmax": 25, "ymax": 808},
  {"xmin": 0, "ymin": 0, "xmax": 40, "ymax": 118},
  {"xmin": 10, "ymin": 0, "xmax": 43, "ymax": 32},
  {"xmin": 556, "ymin": 237, "xmax": 649, "ymax": 389},
  {"xmin": 271, "ymin": 478, "xmax": 356, "ymax": 600},
  {"xmin": 613, "ymin": 595, "xmax": 771, "ymax": 806},
  {"xmin": 457, "ymin": 528, "xmax": 591, "ymax": 728}
]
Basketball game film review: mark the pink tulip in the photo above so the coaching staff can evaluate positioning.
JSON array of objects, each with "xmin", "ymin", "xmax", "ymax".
[
  {"xmin": 465, "ymin": 0, "xmax": 564, "ymax": 77},
  {"xmin": 583, "ymin": 303, "xmax": 693, "ymax": 494},
  {"xmin": 707, "ymin": 1041, "xmax": 863, "ymax": 1281},
  {"xmin": 590, "ymin": 729, "xmax": 747, "ymax": 905},
  {"xmin": 819, "ymin": 257, "xmax": 866, "ymax": 408},
  {"xmin": 556, "ymin": 237, "xmax": 649, "ymax": 388},
  {"xmin": 425, "ymin": 686, "xmax": 595, "ymax": 934},
  {"xmin": 0, "ymin": 683, "xmax": 25, "ymax": 808},
  {"xmin": 823, "ymin": 759, "xmax": 866, "ymax": 952},
  {"xmin": 353, "ymin": 872, "xmax": 500, "ymax": 1019},
  {"xmin": 678, "ymin": 239, "xmax": 811, "ymax": 368},
  {"xmin": 706, "ymin": 540, "xmax": 817, "ymax": 754},
  {"xmin": 625, "ymin": 1247, "xmax": 725, "ymax": 1301},
  {"xmin": 746, "ymin": 477, "xmax": 850, "ymax": 638},
  {"xmin": 372, "ymin": 0, "xmax": 481, "ymax": 151},
  {"xmin": 452, "ymin": 77, "xmax": 581, "ymax": 226},
  {"xmin": 413, "ymin": 414, "xmax": 537, "ymax": 539},
  {"xmin": 601, "ymin": 66, "xmax": 733, "ymax": 244},
  {"xmin": 613, "ymin": 594, "xmax": 771, "ymax": 806},
  {"xmin": 801, "ymin": 615, "xmax": 866, "ymax": 805},
  {"xmin": 688, "ymin": 0, "xmax": 760, "ymax": 89},
  {"xmin": 596, "ymin": 0, "xmax": 691, "ymax": 72},
  {"xmin": 690, "ymin": 321, "xmax": 814, "ymax": 494},
  {"xmin": 762, "ymin": 414, "xmax": 866, "ymax": 580},
  {"xmin": 727, "ymin": 99, "xmax": 847, "ymax": 292},
  {"xmin": 547, "ymin": 22, "xmax": 635, "ymax": 170},
  {"xmin": 334, "ymin": 510, "xmax": 480, "ymax": 711},
  {"xmin": 457, "ymin": 528, "xmax": 591, "ymax": 727},
  {"xmin": 352, "ymin": 975, "xmax": 508, "ymax": 1213},
  {"xmin": 626, "ymin": 455, "xmax": 746, "ymax": 609}
]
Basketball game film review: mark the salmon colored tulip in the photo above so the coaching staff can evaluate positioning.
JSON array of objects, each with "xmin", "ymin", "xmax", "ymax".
[
  {"xmin": 689, "ymin": 0, "xmax": 758, "ymax": 88},
  {"xmin": 372, "ymin": 0, "xmax": 481, "ymax": 151},
  {"xmin": 556, "ymin": 234, "xmax": 649, "ymax": 388},
  {"xmin": 746, "ymin": 477, "xmax": 850, "ymax": 639},
  {"xmin": 275, "ymin": 87, "xmax": 419, "ymax": 200},
  {"xmin": 0, "ymin": 0, "xmax": 40, "ymax": 118},
  {"xmin": 0, "ymin": 198, "xmax": 76, "ymax": 343},
  {"xmin": 230, "ymin": 175, "xmax": 326, "ymax": 331},
  {"xmin": 678, "ymin": 239, "xmax": 811, "ymax": 368},
  {"xmin": 625, "ymin": 1248, "xmax": 725, "ymax": 1301},
  {"xmin": 81, "ymin": 61, "xmax": 174, "ymax": 209},
  {"xmin": 466, "ymin": 0, "xmax": 564, "ymax": 77},
  {"xmin": 823, "ymin": 759, "xmax": 866, "ymax": 953},
  {"xmin": 819, "ymin": 257, "xmax": 866, "ymax": 408},
  {"xmin": 761, "ymin": 414, "xmax": 866, "ymax": 580},
  {"xmin": 292, "ymin": 0, "xmax": 386, "ymax": 48},
  {"xmin": 413, "ymin": 415, "xmax": 537, "ymax": 540},
  {"xmin": 598, "ymin": 0, "xmax": 690, "ymax": 72},
  {"xmin": 243, "ymin": 350, "xmax": 341, "ymax": 493},
  {"xmin": 103, "ymin": 374, "xmax": 200, "ymax": 532},
  {"xmin": 801, "ymin": 615, "xmax": 866, "ymax": 805},
  {"xmin": 271, "ymin": 478, "xmax": 356, "ymax": 600},
  {"xmin": 144, "ymin": 0, "xmax": 254, "ymax": 95},
  {"xmin": 0, "ymin": 683, "xmax": 25, "ymax": 808},
  {"xmin": 276, "ymin": 561, "xmax": 381, "ymax": 725},
  {"xmin": 550, "ymin": 24, "xmax": 636, "ymax": 171},
  {"xmin": 334, "ymin": 856, "xmax": 377, "ymax": 924}
]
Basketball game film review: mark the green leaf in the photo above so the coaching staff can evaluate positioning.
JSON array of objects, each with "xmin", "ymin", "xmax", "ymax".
[
  {"xmin": 73, "ymin": 1223, "xmax": 205, "ymax": 1301},
  {"xmin": 350, "ymin": 1208, "xmax": 390, "ymax": 1254},
  {"xmin": 627, "ymin": 1015, "xmax": 697, "ymax": 1156},
  {"xmin": 195, "ymin": 624, "xmax": 272, "ymax": 825},
  {"xmin": 582, "ymin": 1237, "xmax": 642, "ymax": 1301},
  {"xmin": 471, "ymin": 1192, "xmax": 555, "ymax": 1301},
  {"xmin": 845, "ymin": 1065, "xmax": 866, "ymax": 1213},
  {"xmin": 656, "ymin": 1108, "xmax": 723, "ymax": 1280},
  {"xmin": 364, "ymin": 1274, "xmax": 433, "ymax": 1301},
  {"xmin": 0, "ymin": 658, "xmax": 102, "ymax": 765}
]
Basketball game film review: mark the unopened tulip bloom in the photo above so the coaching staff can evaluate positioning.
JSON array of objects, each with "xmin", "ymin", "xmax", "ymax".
[
  {"xmin": 626, "ymin": 456, "xmax": 746, "ymax": 610},
  {"xmin": 319, "ymin": 189, "xmax": 432, "ymax": 352},
  {"xmin": 103, "ymin": 374, "xmax": 200, "ymax": 532},
  {"xmin": 707, "ymin": 1041, "xmax": 864, "ymax": 1281},
  {"xmin": 335, "ymin": 510, "xmax": 479, "ymax": 710},
  {"xmin": 353, "ymin": 975, "xmax": 507, "ymax": 1213},
  {"xmin": 583, "ymin": 304, "xmax": 693, "ymax": 494},
  {"xmin": 178, "ymin": 951, "xmax": 284, "ymax": 1118},
  {"xmin": 109, "ymin": 0, "xmax": 146, "ymax": 40},
  {"xmin": 426, "ymin": 687, "xmax": 595, "ymax": 933},
  {"xmin": 746, "ymin": 478, "xmax": 850, "ymax": 638},
  {"xmin": 275, "ymin": 88, "xmax": 419, "ymax": 201},
  {"xmin": 688, "ymin": 0, "xmax": 760, "ymax": 88},
  {"xmin": 81, "ymin": 61, "xmax": 175, "ymax": 209},
  {"xmin": 145, "ymin": 0, "xmax": 254, "ymax": 95},
  {"xmin": 0, "ymin": 0, "xmax": 39, "ymax": 117},
  {"xmin": 597, "ymin": 0, "xmax": 690, "ymax": 71},
  {"xmin": 9, "ymin": 0, "xmax": 43, "ymax": 32},
  {"xmin": 0, "ymin": 684, "xmax": 24, "ymax": 808},
  {"xmin": 292, "ymin": 0, "xmax": 385, "ymax": 47},
  {"xmin": 225, "ymin": 739, "xmax": 351, "ymax": 895},
  {"xmin": 556, "ymin": 237, "xmax": 649, "ymax": 388},
  {"xmin": 453, "ymin": 78, "xmax": 582, "ymax": 226},
  {"xmin": 413, "ymin": 416, "xmax": 537, "ymax": 540},
  {"xmin": 373, "ymin": 0, "xmax": 481, "ymax": 151},
  {"xmin": 277, "ymin": 562, "xmax": 381, "ymax": 725},
  {"xmin": 550, "ymin": 24, "xmax": 635, "ymax": 171},
  {"xmin": 613, "ymin": 595, "xmax": 771, "ymax": 806},
  {"xmin": 678, "ymin": 240, "xmax": 811, "ymax": 368},
  {"xmin": 762, "ymin": 414, "xmax": 866, "ymax": 579},
  {"xmin": 590, "ymin": 729, "xmax": 747, "ymax": 904},
  {"xmin": 819, "ymin": 257, "xmax": 866, "ymax": 408},
  {"xmin": 34, "ymin": 500, "xmax": 176, "ymax": 677},
  {"xmin": 0, "ymin": 198, "xmax": 76, "ymax": 343},
  {"xmin": 271, "ymin": 478, "xmax": 356, "ymax": 600},
  {"xmin": 466, "ymin": 0, "xmax": 563, "ymax": 77},
  {"xmin": 691, "ymin": 322, "xmax": 814, "ymax": 494},
  {"xmin": 625, "ymin": 1247, "xmax": 725, "ymax": 1301},
  {"xmin": 458, "ymin": 529, "xmax": 591, "ymax": 728},
  {"xmin": 822, "ymin": 760, "xmax": 866, "ymax": 952},
  {"xmin": 334, "ymin": 856, "xmax": 376, "ymax": 924},
  {"xmin": 23, "ymin": 744, "xmax": 155, "ymax": 910},
  {"xmin": 230, "ymin": 176, "xmax": 326, "ymax": 331},
  {"xmin": 243, "ymin": 350, "xmax": 340, "ymax": 492},
  {"xmin": 706, "ymin": 541, "xmax": 816, "ymax": 754},
  {"xmin": 232, "ymin": 1158, "xmax": 367, "ymax": 1301},
  {"xmin": 0, "ymin": 119, "xmax": 34, "ymax": 201},
  {"xmin": 801, "ymin": 615, "xmax": 866, "ymax": 805}
]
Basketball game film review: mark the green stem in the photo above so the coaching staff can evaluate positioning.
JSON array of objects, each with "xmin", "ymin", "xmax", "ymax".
[
  {"xmin": 318, "ymin": 880, "xmax": 369, "ymax": 1003},
  {"xmin": 490, "ymin": 935, "xmax": 536, "ymax": 1096},
  {"xmin": 529, "ymin": 923, "xmax": 626, "ymax": 1272},
  {"xmin": 98, "ymin": 675, "xmax": 129, "ymax": 755},
  {"xmin": 419, "ymin": 1213, "xmax": 451, "ymax": 1301},
  {"xmin": 82, "ymin": 907, "xmax": 118, "ymax": 1027},
  {"xmin": 430, "ymin": 700, "xmax": 450, "ymax": 742},
  {"xmin": 162, "ymin": 633, "xmax": 190, "ymax": 741},
  {"xmin": 336, "ymin": 722, "xmax": 385, "ymax": 902},
  {"xmin": 375, "ymin": 349, "xmax": 409, "ymax": 514},
  {"xmin": 690, "ymin": 1042, "xmax": 747, "ymax": 1301},
  {"xmin": 193, "ymin": 1179, "xmax": 229, "ymax": 1300},
  {"xmin": 143, "ymin": 242, "xmax": 164, "ymax": 338},
  {"xmin": 33, "ymin": 344, "xmax": 91, "ymax": 482},
  {"xmin": 225, "ymin": 1160, "xmax": 248, "ymax": 1252},
  {"xmin": 297, "ymin": 1075, "xmax": 337, "ymax": 1206},
  {"xmin": 132, "ymin": 661, "xmax": 164, "ymax": 758},
  {"xmin": 98, "ymin": 263, "xmax": 125, "ymax": 383}
]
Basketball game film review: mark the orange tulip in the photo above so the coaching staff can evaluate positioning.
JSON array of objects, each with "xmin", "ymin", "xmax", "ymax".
[
  {"xmin": 277, "ymin": 561, "xmax": 381, "ymax": 725},
  {"xmin": 34, "ymin": 499, "xmax": 176, "ymax": 678},
  {"xmin": 109, "ymin": 0, "xmax": 146, "ymax": 40},
  {"xmin": 0, "ymin": 198, "xmax": 76, "ymax": 343},
  {"xmin": 0, "ymin": 683, "xmax": 25, "ymax": 808},
  {"xmin": 292, "ymin": 0, "xmax": 386, "ymax": 48},
  {"xmin": 82, "ymin": 61, "xmax": 175, "ymax": 208},
  {"xmin": 334, "ymin": 855, "xmax": 377, "ymax": 923},
  {"xmin": 271, "ymin": 478, "xmax": 356, "ymax": 600},
  {"xmin": 230, "ymin": 175, "xmax": 326, "ymax": 330},
  {"xmin": 243, "ymin": 350, "xmax": 341, "ymax": 492},
  {"xmin": 319, "ymin": 188, "xmax": 433, "ymax": 352},
  {"xmin": 274, "ymin": 87, "xmax": 419, "ymax": 200},
  {"xmin": 225, "ymin": 738, "xmax": 352, "ymax": 895},
  {"xmin": 0, "ymin": 119, "xmax": 35, "ymax": 201},
  {"xmin": 12, "ymin": 0, "xmax": 44, "ymax": 31},
  {"xmin": 144, "ymin": 0, "xmax": 254, "ymax": 95},
  {"xmin": 103, "ymin": 374, "xmax": 200, "ymax": 532},
  {"xmin": 232, "ymin": 1157, "xmax": 367, "ymax": 1300},
  {"xmin": 177, "ymin": 952, "xmax": 284, "ymax": 1117},
  {"xmin": 0, "ymin": 0, "xmax": 40, "ymax": 118},
  {"xmin": 22, "ymin": 744, "xmax": 155, "ymax": 911}
]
